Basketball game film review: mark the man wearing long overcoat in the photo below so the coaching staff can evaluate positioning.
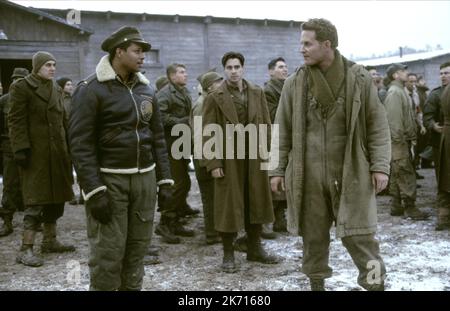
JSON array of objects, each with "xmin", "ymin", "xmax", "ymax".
[
  {"xmin": 270, "ymin": 19, "xmax": 390, "ymax": 291},
  {"xmin": 202, "ymin": 51, "xmax": 279, "ymax": 273},
  {"xmin": 8, "ymin": 51, "xmax": 75, "ymax": 267}
]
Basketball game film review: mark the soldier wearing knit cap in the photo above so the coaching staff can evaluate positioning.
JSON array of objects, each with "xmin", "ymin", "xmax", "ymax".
[{"xmin": 8, "ymin": 51, "xmax": 75, "ymax": 267}]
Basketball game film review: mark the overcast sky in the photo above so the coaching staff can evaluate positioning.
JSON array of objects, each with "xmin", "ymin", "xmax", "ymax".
[{"xmin": 11, "ymin": 0, "xmax": 450, "ymax": 59}]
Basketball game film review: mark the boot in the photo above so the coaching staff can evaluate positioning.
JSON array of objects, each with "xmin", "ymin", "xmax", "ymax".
[
  {"xmin": 233, "ymin": 235, "xmax": 248, "ymax": 252},
  {"xmin": 16, "ymin": 230, "xmax": 43, "ymax": 267},
  {"xmin": 155, "ymin": 216, "xmax": 180, "ymax": 244},
  {"xmin": 0, "ymin": 216, "xmax": 13, "ymax": 237},
  {"xmin": 41, "ymin": 223, "xmax": 76, "ymax": 253},
  {"xmin": 435, "ymin": 208, "xmax": 450, "ymax": 231},
  {"xmin": 143, "ymin": 254, "xmax": 161, "ymax": 265},
  {"xmin": 171, "ymin": 218, "xmax": 195, "ymax": 237},
  {"xmin": 221, "ymin": 232, "xmax": 237, "ymax": 273},
  {"xmin": 178, "ymin": 204, "xmax": 200, "ymax": 217},
  {"xmin": 404, "ymin": 199, "xmax": 429, "ymax": 220},
  {"xmin": 310, "ymin": 278, "xmax": 325, "ymax": 291},
  {"xmin": 246, "ymin": 225, "xmax": 280, "ymax": 264},
  {"xmin": 390, "ymin": 196, "xmax": 404, "ymax": 216},
  {"xmin": 261, "ymin": 223, "xmax": 277, "ymax": 239},
  {"xmin": 273, "ymin": 203, "xmax": 287, "ymax": 232}
]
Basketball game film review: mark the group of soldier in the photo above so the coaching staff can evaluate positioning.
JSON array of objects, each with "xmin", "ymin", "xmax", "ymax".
[{"xmin": 0, "ymin": 17, "xmax": 449, "ymax": 291}]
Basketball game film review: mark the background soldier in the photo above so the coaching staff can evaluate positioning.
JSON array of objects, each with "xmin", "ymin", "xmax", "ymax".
[
  {"xmin": 155, "ymin": 63, "xmax": 196, "ymax": 244},
  {"xmin": 0, "ymin": 67, "xmax": 28, "ymax": 237},
  {"xmin": 384, "ymin": 64, "xmax": 428, "ymax": 220},
  {"xmin": 424, "ymin": 62, "xmax": 450, "ymax": 180},
  {"xmin": 264, "ymin": 57, "xmax": 289, "ymax": 236},
  {"xmin": 270, "ymin": 19, "xmax": 389, "ymax": 291},
  {"xmin": 9, "ymin": 52, "xmax": 75, "ymax": 267},
  {"xmin": 435, "ymin": 84, "xmax": 450, "ymax": 230},
  {"xmin": 203, "ymin": 51, "xmax": 280, "ymax": 273},
  {"xmin": 69, "ymin": 26, "xmax": 173, "ymax": 291}
]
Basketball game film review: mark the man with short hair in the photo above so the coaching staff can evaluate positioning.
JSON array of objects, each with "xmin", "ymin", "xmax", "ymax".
[
  {"xmin": 0, "ymin": 67, "xmax": 28, "ymax": 237},
  {"xmin": 424, "ymin": 61, "xmax": 450, "ymax": 230},
  {"xmin": 203, "ymin": 51, "xmax": 280, "ymax": 273},
  {"xmin": 69, "ymin": 26, "xmax": 173, "ymax": 290},
  {"xmin": 270, "ymin": 18, "xmax": 389, "ymax": 291},
  {"xmin": 384, "ymin": 64, "xmax": 428, "ymax": 220},
  {"xmin": 263, "ymin": 57, "xmax": 289, "ymax": 236},
  {"xmin": 9, "ymin": 52, "xmax": 76, "ymax": 267},
  {"xmin": 155, "ymin": 63, "xmax": 197, "ymax": 244}
]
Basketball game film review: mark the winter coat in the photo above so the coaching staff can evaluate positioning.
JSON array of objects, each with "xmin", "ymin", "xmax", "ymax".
[
  {"xmin": 202, "ymin": 80, "xmax": 274, "ymax": 232},
  {"xmin": 437, "ymin": 84, "xmax": 450, "ymax": 190},
  {"xmin": 8, "ymin": 74, "xmax": 74, "ymax": 205},
  {"xmin": 384, "ymin": 80, "xmax": 417, "ymax": 160},
  {"xmin": 69, "ymin": 55, "xmax": 172, "ymax": 199},
  {"xmin": 269, "ymin": 56, "xmax": 391, "ymax": 238},
  {"xmin": 423, "ymin": 86, "xmax": 444, "ymax": 148},
  {"xmin": 264, "ymin": 78, "xmax": 284, "ymax": 123}
]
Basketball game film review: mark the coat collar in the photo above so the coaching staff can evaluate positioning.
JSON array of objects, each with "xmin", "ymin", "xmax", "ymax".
[
  {"xmin": 215, "ymin": 79, "xmax": 261, "ymax": 124},
  {"xmin": 95, "ymin": 55, "xmax": 149, "ymax": 85},
  {"xmin": 24, "ymin": 74, "xmax": 59, "ymax": 107}
]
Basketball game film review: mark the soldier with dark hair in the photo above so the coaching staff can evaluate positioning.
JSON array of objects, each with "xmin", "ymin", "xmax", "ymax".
[
  {"xmin": 203, "ymin": 51, "xmax": 280, "ymax": 273},
  {"xmin": 69, "ymin": 26, "xmax": 173, "ymax": 290}
]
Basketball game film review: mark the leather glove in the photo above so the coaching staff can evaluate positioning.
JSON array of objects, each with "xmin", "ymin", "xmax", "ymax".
[
  {"xmin": 86, "ymin": 191, "xmax": 112, "ymax": 224},
  {"xmin": 14, "ymin": 149, "xmax": 30, "ymax": 168},
  {"xmin": 157, "ymin": 184, "xmax": 173, "ymax": 211}
]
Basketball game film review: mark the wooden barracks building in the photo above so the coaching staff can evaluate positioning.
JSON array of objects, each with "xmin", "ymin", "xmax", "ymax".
[{"xmin": 0, "ymin": 0, "xmax": 303, "ymax": 95}]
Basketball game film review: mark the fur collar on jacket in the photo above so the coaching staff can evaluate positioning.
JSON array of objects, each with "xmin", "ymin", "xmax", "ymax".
[{"xmin": 95, "ymin": 55, "xmax": 149, "ymax": 85}]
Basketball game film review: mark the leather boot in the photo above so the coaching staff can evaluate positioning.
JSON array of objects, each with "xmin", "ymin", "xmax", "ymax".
[
  {"xmin": 404, "ymin": 199, "xmax": 429, "ymax": 220},
  {"xmin": 273, "ymin": 203, "xmax": 287, "ymax": 232},
  {"xmin": 233, "ymin": 235, "xmax": 248, "ymax": 252},
  {"xmin": 435, "ymin": 208, "xmax": 450, "ymax": 231},
  {"xmin": 16, "ymin": 230, "xmax": 43, "ymax": 267},
  {"xmin": 155, "ymin": 215, "xmax": 180, "ymax": 244},
  {"xmin": 246, "ymin": 224, "xmax": 280, "ymax": 264},
  {"xmin": 171, "ymin": 218, "xmax": 195, "ymax": 237},
  {"xmin": 41, "ymin": 223, "xmax": 76, "ymax": 253},
  {"xmin": 221, "ymin": 232, "xmax": 237, "ymax": 273},
  {"xmin": 0, "ymin": 215, "xmax": 13, "ymax": 237},
  {"xmin": 390, "ymin": 196, "xmax": 404, "ymax": 216},
  {"xmin": 310, "ymin": 278, "xmax": 325, "ymax": 291},
  {"xmin": 261, "ymin": 223, "xmax": 277, "ymax": 239}
]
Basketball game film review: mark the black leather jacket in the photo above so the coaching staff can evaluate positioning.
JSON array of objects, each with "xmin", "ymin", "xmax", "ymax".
[{"xmin": 69, "ymin": 56, "xmax": 172, "ymax": 197}]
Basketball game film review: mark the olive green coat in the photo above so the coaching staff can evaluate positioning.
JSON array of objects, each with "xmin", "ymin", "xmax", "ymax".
[
  {"xmin": 8, "ymin": 74, "xmax": 74, "ymax": 205},
  {"xmin": 270, "ymin": 59, "xmax": 391, "ymax": 238},
  {"xmin": 202, "ymin": 80, "xmax": 274, "ymax": 232}
]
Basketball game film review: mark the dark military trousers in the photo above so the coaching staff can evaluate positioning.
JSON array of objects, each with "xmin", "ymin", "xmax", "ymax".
[
  {"xmin": 23, "ymin": 203, "xmax": 64, "ymax": 231},
  {"xmin": 389, "ymin": 158, "xmax": 417, "ymax": 202},
  {"xmin": 193, "ymin": 159, "xmax": 217, "ymax": 238},
  {"xmin": 165, "ymin": 155, "xmax": 191, "ymax": 218},
  {"xmin": 86, "ymin": 170, "xmax": 156, "ymax": 291},
  {"xmin": 0, "ymin": 148, "xmax": 24, "ymax": 218}
]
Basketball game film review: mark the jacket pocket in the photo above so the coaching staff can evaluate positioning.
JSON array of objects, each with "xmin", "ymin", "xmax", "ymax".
[{"xmin": 100, "ymin": 127, "xmax": 122, "ymax": 145}]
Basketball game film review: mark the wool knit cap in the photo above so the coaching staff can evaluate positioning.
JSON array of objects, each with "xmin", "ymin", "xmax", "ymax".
[{"xmin": 32, "ymin": 51, "xmax": 56, "ymax": 74}]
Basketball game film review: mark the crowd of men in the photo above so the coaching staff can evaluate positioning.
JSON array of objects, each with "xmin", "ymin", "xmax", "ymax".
[{"xmin": 0, "ymin": 18, "xmax": 449, "ymax": 291}]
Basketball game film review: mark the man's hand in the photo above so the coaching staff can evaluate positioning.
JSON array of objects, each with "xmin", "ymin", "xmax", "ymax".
[
  {"xmin": 420, "ymin": 125, "xmax": 427, "ymax": 135},
  {"xmin": 371, "ymin": 172, "xmax": 389, "ymax": 194},
  {"xmin": 86, "ymin": 191, "xmax": 112, "ymax": 224},
  {"xmin": 158, "ymin": 184, "xmax": 173, "ymax": 210},
  {"xmin": 270, "ymin": 176, "xmax": 285, "ymax": 195},
  {"xmin": 14, "ymin": 149, "xmax": 30, "ymax": 168},
  {"xmin": 211, "ymin": 168, "xmax": 224, "ymax": 178},
  {"xmin": 433, "ymin": 122, "xmax": 443, "ymax": 134}
]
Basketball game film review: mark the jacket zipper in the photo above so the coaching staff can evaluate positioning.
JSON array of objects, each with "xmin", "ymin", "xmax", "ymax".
[{"xmin": 118, "ymin": 77, "xmax": 141, "ymax": 170}]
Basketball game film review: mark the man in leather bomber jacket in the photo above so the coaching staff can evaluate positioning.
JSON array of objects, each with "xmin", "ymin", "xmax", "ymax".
[{"xmin": 69, "ymin": 26, "xmax": 173, "ymax": 291}]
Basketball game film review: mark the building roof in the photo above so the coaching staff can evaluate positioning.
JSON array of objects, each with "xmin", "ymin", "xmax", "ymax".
[
  {"xmin": 0, "ymin": 0, "xmax": 93, "ymax": 34},
  {"xmin": 358, "ymin": 49, "xmax": 450, "ymax": 66}
]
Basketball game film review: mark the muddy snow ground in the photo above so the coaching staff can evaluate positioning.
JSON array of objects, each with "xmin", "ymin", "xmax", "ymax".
[{"xmin": 0, "ymin": 167, "xmax": 449, "ymax": 291}]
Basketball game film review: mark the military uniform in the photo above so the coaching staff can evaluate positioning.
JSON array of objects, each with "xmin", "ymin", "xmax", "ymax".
[
  {"xmin": 69, "ymin": 27, "xmax": 173, "ymax": 290},
  {"xmin": 384, "ymin": 80, "xmax": 419, "ymax": 215}
]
